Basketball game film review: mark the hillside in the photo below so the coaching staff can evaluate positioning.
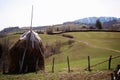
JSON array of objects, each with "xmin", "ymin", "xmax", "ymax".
[
  {"xmin": 45, "ymin": 32, "xmax": 120, "ymax": 71},
  {"xmin": 1, "ymin": 16, "xmax": 120, "ymax": 35},
  {"xmin": 1, "ymin": 32, "xmax": 119, "ymax": 70},
  {"xmin": 0, "ymin": 32, "xmax": 120, "ymax": 79}
]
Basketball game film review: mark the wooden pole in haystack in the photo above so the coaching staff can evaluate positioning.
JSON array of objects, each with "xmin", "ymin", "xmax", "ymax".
[
  {"xmin": 8, "ymin": 5, "xmax": 45, "ymax": 74},
  {"xmin": 19, "ymin": 5, "xmax": 34, "ymax": 73},
  {"xmin": 30, "ymin": 5, "xmax": 33, "ymax": 31}
]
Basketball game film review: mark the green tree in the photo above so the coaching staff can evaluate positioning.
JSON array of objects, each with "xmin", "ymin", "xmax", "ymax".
[{"xmin": 95, "ymin": 19, "xmax": 102, "ymax": 29}]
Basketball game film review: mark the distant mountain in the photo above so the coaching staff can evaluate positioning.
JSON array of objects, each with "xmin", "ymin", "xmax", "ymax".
[
  {"xmin": 1, "ymin": 17, "xmax": 120, "ymax": 35},
  {"xmin": 0, "ymin": 26, "xmax": 49, "ymax": 35},
  {"xmin": 74, "ymin": 17, "xmax": 120, "ymax": 24}
]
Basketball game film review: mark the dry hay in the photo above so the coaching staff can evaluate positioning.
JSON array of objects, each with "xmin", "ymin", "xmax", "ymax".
[{"xmin": 8, "ymin": 31, "xmax": 45, "ymax": 74}]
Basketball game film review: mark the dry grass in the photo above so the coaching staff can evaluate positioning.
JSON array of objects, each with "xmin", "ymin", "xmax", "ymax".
[
  {"xmin": 58, "ymin": 71, "xmax": 111, "ymax": 80},
  {"xmin": 0, "ymin": 71, "xmax": 111, "ymax": 80}
]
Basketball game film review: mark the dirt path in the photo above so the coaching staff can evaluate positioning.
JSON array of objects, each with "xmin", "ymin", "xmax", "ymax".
[
  {"xmin": 73, "ymin": 39, "xmax": 120, "ymax": 53},
  {"xmin": 60, "ymin": 33, "xmax": 120, "ymax": 53}
]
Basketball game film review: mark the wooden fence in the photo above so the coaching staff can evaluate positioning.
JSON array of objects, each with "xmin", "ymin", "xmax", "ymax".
[
  {"xmin": 51, "ymin": 55, "xmax": 120, "ymax": 80},
  {"xmin": 51, "ymin": 55, "xmax": 120, "ymax": 73},
  {"xmin": 2, "ymin": 55, "xmax": 120, "ymax": 76}
]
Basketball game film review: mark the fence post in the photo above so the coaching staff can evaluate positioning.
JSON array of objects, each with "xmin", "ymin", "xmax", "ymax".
[
  {"xmin": 52, "ymin": 57, "xmax": 55, "ymax": 73},
  {"xmin": 88, "ymin": 56, "xmax": 91, "ymax": 71},
  {"xmin": 108, "ymin": 55, "xmax": 112, "ymax": 70},
  {"xmin": 67, "ymin": 56, "xmax": 70, "ymax": 73}
]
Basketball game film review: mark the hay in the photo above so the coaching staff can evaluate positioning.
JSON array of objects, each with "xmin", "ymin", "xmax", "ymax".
[
  {"xmin": 0, "ymin": 43, "xmax": 3, "ymax": 58},
  {"xmin": 8, "ymin": 31, "xmax": 45, "ymax": 73}
]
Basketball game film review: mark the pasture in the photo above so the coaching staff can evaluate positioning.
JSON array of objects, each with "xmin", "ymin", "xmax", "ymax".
[{"xmin": 0, "ymin": 32, "xmax": 120, "ymax": 80}]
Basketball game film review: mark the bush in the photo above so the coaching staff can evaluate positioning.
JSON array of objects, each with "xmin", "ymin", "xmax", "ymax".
[
  {"xmin": 62, "ymin": 34, "xmax": 74, "ymax": 38},
  {"xmin": 44, "ymin": 39, "xmax": 75, "ymax": 58},
  {"xmin": 51, "ymin": 40, "xmax": 62, "ymax": 54},
  {"xmin": 46, "ymin": 27, "xmax": 54, "ymax": 34},
  {"xmin": 45, "ymin": 40, "xmax": 62, "ymax": 58},
  {"xmin": 36, "ymin": 31, "xmax": 44, "ymax": 34},
  {"xmin": 44, "ymin": 43, "xmax": 52, "ymax": 58},
  {"xmin": 67, "ymin": 39, "xmax": 75, "ymax": 45}
]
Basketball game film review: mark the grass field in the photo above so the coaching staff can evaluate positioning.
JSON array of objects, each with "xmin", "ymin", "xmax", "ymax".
[
  {"xmin": 45, "ymin": 32, "xmax": 120, "ymax": 72},
  {"xmin": 0, "ymin": 32, "xmax": 120, "ymax": 80}
]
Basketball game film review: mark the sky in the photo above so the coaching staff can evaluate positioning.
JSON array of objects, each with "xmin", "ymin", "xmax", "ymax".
[{"xmin": 0, "ymin": 0, "xmax": 120, "ymax": 30}]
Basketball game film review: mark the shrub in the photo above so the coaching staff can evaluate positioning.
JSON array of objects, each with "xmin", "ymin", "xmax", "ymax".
[
  {"xmin": 67, "ymin": 39, "xmax": 75, "ymax": 45},
  {"xmin": 46, "ymin": 27, "xmax": 54, "ymax": 34},
  {"xmin": 62, "ymin": 34, "xmax": 74, "ymax": 38},
  {"xmin": 45, "ymin": 40, "xmax": 62, "ymax": 58}
]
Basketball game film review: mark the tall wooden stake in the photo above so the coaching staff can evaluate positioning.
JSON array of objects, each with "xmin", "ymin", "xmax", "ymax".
[
  {"xmin": 19, "ymin": 5, "xmax": 34, "ymax": 73},
  {"xmin": 30, "ymin": 5, "xmax": 33, "ymax": 31}
]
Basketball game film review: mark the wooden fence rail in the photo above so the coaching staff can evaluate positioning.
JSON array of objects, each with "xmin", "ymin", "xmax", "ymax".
[
  {"xmin": 2, "ymin": 55, "xmax": 120, "ymax": 74},
  {"xmin": 84, "ymin": 55, "xmax": 120, "ymax": 70}
]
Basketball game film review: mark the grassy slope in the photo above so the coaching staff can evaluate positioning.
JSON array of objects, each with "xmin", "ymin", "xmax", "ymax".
[
  {"xmin": 1, "ymin": 32, "xmax": 120, "ymax": 71},
  {"xmin": 45, "ymin": 32, "xmax": 120, "ymax": 72},
  {"xmin": 0, "ymin": 32, "xmax": 120, "ymax": 79}
]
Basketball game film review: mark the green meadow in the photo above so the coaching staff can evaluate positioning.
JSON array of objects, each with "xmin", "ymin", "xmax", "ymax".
[{"xmin": 0, "ymin": 32, "xmax": 120, "ymax": 80}]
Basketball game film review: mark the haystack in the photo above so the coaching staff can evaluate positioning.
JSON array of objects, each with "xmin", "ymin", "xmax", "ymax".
[
  {"xmin": 8, "ymin": 30, "xmax": 45, "ymax": 73},
  {"xmin": 0, "ymin": 43, "xmax": 2, "ymax": 58}
]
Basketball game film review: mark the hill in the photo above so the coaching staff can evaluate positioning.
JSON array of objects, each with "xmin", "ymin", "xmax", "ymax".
[
  {"xmin": 73, "ymin": 17, "xmax": 120, "ymax": 24},
  {"xmin": 0, "ymin": 32, "xmax": 120, "ymax": 79},
  {"xmin": 1, "ymin": 16, "xmax": 120, "ymax": 35},
  {"xmin": 45, "ymin": 32, "xmax": 120, "ymax": 71},
  {"xmin": 1, "ymin": 32, "xmax": 119, "ymax": 71}
]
